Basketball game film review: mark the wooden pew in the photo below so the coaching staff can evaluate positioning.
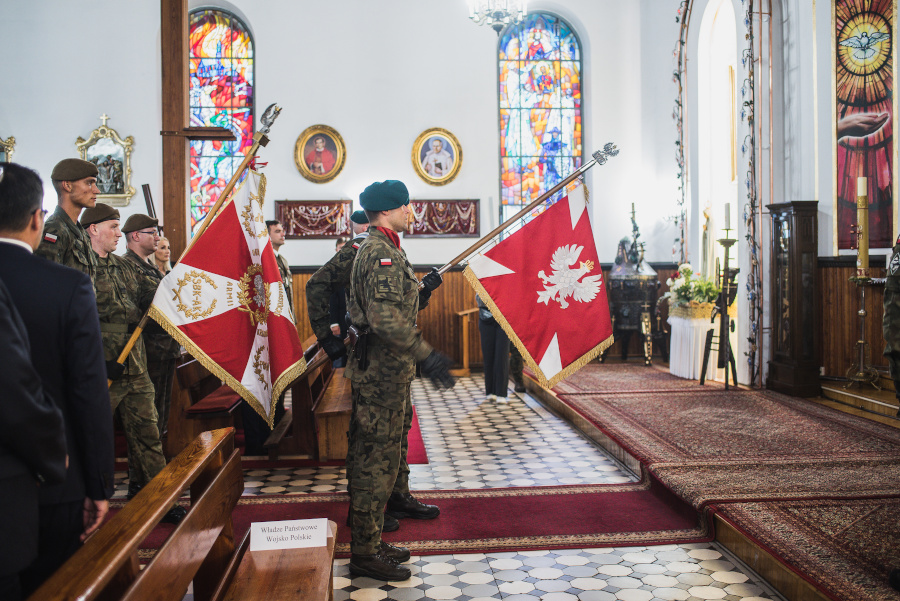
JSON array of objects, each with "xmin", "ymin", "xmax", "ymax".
[
  {"xmin": 165, "ymin": 358, "xmax": 243, "ymax": 457},
  {"xmin": 314, "ymin": 369, "xmax": 352, "ymax": 460},
  {"xmin": 27, "ymin": 428, "xmax": 337, "ymax": 601}
]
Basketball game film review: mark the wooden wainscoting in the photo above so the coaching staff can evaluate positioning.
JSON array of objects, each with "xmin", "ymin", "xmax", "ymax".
[
  {"xmin": 287, "ymin": 264, "xmax": 678, "ymax": 368},
  {"xmin": 817, "ymin": 259, "xmax": 887, "ymax": 377}
]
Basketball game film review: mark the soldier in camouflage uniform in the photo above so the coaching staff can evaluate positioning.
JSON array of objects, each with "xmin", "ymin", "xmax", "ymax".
[
  {"xmin": 35, "ymin": 159, "xmax": 100, "ymax": 279},
  {"xmin": 81, "ymin": 204, "xmax": 185, "ymax": 524},
  {"xmin": 884, "ymin": 237, "xmax": 900, "ymax": 416},
  {"xmin": 344, "ymin": 180, "xmax": 453, "ymax": 582},
  {"xmin": 266, "ymin": 220, "xmax": 294, "ymax": 314},
  {"xmin": 122, "ymin": 214, "xmax": 181, "ymax": 453}
]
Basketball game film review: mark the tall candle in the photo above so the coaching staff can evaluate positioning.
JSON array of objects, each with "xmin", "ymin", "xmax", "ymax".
[
  {"xmin": 858, "ymin": 176, "xmax": 869, "ymax": 271},
  {"xmin": 724, "ymin": 203, "xmax": 730, "ymax": 229},
  {"xmin": 857, "ymin": 176, "xmax": 868, "ymax": 197}
]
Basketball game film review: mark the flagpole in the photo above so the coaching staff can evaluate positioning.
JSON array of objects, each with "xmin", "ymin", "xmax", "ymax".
[
  {"xmin": 435, "ymin": 144, "xmax": 619, "ymax": 276},
  {"xmin": 107, "ymin": 105, "xmax": 282, "ymax": 386}
]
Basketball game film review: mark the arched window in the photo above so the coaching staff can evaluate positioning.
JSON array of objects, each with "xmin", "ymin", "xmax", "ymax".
[
  {"xmin": 188, "ymin": 9, "xmax": 254, "ymax": 233},
  {"xmin": 498, "ymin": 13, "xmax": 582, "ymax": 222}
]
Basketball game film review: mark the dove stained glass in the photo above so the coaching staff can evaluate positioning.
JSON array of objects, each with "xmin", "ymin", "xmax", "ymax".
[
  {"xmin": 835, "ymin": 0, "xmax": 894, "ymax": 249},
  {"xmin": 189, "ymin": 9, "xmax": 255, "ymax": 235},
  {"xmin": 498, "ymin": 13, "xmax": 583, "ymax": 223}
]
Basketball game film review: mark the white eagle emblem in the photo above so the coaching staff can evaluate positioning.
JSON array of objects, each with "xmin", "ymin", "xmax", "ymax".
[{"xmin": 537, "ymin": 244, "xmax": 602, "ymax": 309}]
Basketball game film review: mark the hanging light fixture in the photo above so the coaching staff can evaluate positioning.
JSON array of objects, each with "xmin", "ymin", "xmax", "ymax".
[{"xmin": 467, "ymin": 0, "xmax": 527, "ymax": 34}]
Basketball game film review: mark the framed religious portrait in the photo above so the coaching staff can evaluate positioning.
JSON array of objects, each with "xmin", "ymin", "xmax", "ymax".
[
  {"xmin": 76, "ymin": 115, "xmax": 135, "ymax": 206},
  {"xmin": 275, "ymin": 200, "xmax": 352, "ymax": 239},
  {"xmin": 294, "ymin": 125, "xmax": 346, "ymax": 184},
  {"xmin": 407, "ymin": 199, "xmax": 480, "ymax": 238},
  {"xmin": 412, "ymin": 127, "xmax": 462, "ymax": 186},
  {"xmin": 0, "ymin": 135, "xmax": 15, "ymax": 162}
]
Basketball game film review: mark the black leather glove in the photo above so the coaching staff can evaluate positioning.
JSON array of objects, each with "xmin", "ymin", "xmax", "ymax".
[
  {"xmin": 320, "ymin": 333, "xmax": 346, "ymax": 361},
  {"xmin": 105, "ymin": 360, "xmax": 126, "ymax": 381},
  {"xmin": 418, "ymin": 287, "xmax": 432, "ymax": 310},
  {"xmin": 421, "ymin": 267, "xmax": 443, "ymax": 292},
  {"xmin": 420, "ymin": 350, "xmax": 455, "ymax": 390}
]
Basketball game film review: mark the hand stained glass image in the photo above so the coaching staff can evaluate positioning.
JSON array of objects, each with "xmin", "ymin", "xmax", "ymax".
[
  {"xmin": 499, "ymin": 13, "xmax": 582, "ymax": 216},
  {"xmin": 835, "ymin": 0, "xmax": 894, "ymax": 249},
  {"xmin": 189, "ymin": 9, "xmax": 254, "ymax": 234}
]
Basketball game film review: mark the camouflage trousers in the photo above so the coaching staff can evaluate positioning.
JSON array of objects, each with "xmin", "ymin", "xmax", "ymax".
[
  {"xmin": 147, "ymin": 358, "xmax": 176, "ymax": 438},
  {"xmin": 346, "ymin": 380, "xmax": 412, "ymax": 555},
  {"xmin": 110, "ymin": 371, "xmax": 166, "ymax": 488},
  {"xmin": 886, "ymin": 352, "xmax": 900, "ymax": 402},
  {"xmin": 510, "ymin": 345, "xmax": 525, "ymax": 386}
]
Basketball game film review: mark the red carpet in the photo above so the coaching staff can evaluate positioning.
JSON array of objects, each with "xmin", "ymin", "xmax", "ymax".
[{"xmin": 121, "ymin": 476, "xmax": 708, "ymax": 559}]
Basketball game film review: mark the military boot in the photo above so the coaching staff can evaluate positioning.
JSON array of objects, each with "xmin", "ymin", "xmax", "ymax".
[
  {"xmin": 386, "ymin": 492, "xmax": 440, "ymax": 519},
  {"xmin": 349, "ymin": 552, "xmax": 411, "ymax": 581},
  {"xmin": 346, "ymin": 509, "xmax": 400, "ymax": 532},
  {"xmin": 380, "ymin": 541, "xmax": 411, "ymax": 563},
  {"xmin": 126, "ymin": 481, "xmax": 143, "ymax": 500}
]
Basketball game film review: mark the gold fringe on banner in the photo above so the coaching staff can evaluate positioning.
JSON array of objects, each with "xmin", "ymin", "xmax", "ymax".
[{"xmin": 463, "ymin": 266, "xmax": 614, "ymax": 390}]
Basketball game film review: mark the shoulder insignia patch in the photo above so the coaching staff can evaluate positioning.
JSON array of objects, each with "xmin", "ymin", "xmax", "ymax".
[
  {"xmin": 352, "ymin": 242, "xmax": 360, "ymax": 249},
  {"xmin": 43, "ymin": 233, "xmax": 58, "ymax": 243},
  {"xmin": 379, "ymin": 258, "xmax": 392, "ymax": 266}
]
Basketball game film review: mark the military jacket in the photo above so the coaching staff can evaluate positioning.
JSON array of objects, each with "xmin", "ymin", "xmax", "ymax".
[
  {"xmin": 35, "ymin": 206, "xmax": 97, "ymax": 280},
  {"xmin": 123, "ymin": 249, "xmax": 181, "ymax": 361},
  {"xmin": 884, "ymin": 244, "xmax": 900, "ymax": 354},
  {"xmin": 306, "ymin": 233, "xmax": 367, "ymax": 340},
  {"xmin": 344, "ymin": 229, "xmax": 432, "ymax": 386},
  {"xmin": 94, "ymin": 251, "xmax": 157, "ymax": 375},
  {"xmin": 276, "ymin": 253, "xmax": 294, "ymax": 314}
]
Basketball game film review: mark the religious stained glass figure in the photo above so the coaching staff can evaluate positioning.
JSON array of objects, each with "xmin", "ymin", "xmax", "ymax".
[
  {"xmin": 498, "ymin": 13, "xmax": 582, "ymax": 223},
  {"xmin": 189, "ymin": 9, "xmax": 254, "ymax": 234},
  {"xmin": 835, "ymin": 0, "xmax": 894, "ymax": 249}
]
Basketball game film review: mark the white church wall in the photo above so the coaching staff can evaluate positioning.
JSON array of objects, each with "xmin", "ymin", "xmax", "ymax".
[{"xmin": 0, "ymin": 0, "xmax": 691, "ymax": 269}]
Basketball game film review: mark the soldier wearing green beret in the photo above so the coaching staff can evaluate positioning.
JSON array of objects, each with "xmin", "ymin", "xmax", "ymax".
[
  {"xmin": 344, "ymin": 180, "xmax": 453, "ymax": 581},
  {"xmin": 35, "ymin": 158, "xmax": 100, "ymax": 280},
  {"xmin": 884, "ymin": 237, "xmax": 900, "ymax": 416},
  {"xmin": 121, "ymin": 215, "xmax": 182, "ymax": 456},
  {"xmin": 82, "ymin": 204, "xmax": 184, "ymax": 524}
]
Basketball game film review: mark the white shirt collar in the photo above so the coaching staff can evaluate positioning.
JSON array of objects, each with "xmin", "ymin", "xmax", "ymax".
[{"xmin": 0, "ymin": 237, "xmax": 34, "ymax": 254}]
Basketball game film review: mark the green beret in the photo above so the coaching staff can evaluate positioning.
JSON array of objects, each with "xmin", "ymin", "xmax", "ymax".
[
  {"xmin": 122, "ymin": 214, "xmax": 158, "ymax": 233},
  {"xmin": 51, "ymin": 158, "xmax": 99, "ymax": 181},
  {"xmin": 350, "ymin": 210, "xmax": 369, "ymax": 224},
  {"xmin": 79, "ymin": 203, "xmax": 119, "ymax": 227},
  {"xmin": 359, "ymin": 180, "xmax": 409, "ymax": 212}
]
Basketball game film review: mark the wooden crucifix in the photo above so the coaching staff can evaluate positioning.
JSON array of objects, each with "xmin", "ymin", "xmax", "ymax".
[{"xmin": 160, "ymin": 0, "xmax": 235, "ymax": 258}]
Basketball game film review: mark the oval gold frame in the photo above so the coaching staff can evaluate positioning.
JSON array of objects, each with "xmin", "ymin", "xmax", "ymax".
[
  {"xmin": 412, "ymin": 127, "xmax": 462, "ymax": 186},
  {"xmin": 294, "ymin": 125, "xmax": 346, "ymax": 184}
]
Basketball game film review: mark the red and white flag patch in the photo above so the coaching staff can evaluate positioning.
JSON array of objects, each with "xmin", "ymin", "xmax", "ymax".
[
  {"xmin": 43, "ymin": 233, "xmax": 58, "ymax": 244},
  {"xmin": 379, "ymin": 258, "xmax": 392, "ymax": 267},
  {"xmin": 352, "ymin": 242, "xmax": 360, "ymax": 249}
]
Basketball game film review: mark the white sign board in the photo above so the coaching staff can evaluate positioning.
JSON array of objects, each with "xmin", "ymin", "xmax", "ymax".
[{"xmin": 249, "ymin": 518, "xmax": 328, "ymax": 552}]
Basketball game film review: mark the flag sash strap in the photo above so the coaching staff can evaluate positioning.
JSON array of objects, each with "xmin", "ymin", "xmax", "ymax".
[{"xmin": 464, "ymin": 268, "xmax": 613, "ymax": 390}]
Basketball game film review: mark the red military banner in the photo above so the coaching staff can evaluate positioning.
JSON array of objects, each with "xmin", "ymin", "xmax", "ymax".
[
  {"xmin": 149, "ymin": 171, "xmax": 305, "ymax": 426},
  {"xmin": 464, "ymin": 189, "xmax": 613, "ymax": 388}
]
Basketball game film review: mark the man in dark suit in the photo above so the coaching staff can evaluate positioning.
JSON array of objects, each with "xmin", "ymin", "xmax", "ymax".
[
  {"xmin": 0, "ymin": 162, "xmax": 115, "ymax": 595},
  {"xmin": 0, "ymin": 276, "xmax": 67, "ymax": 601}
]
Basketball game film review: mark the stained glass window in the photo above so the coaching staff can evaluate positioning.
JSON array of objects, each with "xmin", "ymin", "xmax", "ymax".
[
  {"xmin": 189, "ymin": 9, "xmax": 254, "ymax": 234},
  {"xmin": 498, "ymin": 13, "xmax": 582, "ymax": 222}
]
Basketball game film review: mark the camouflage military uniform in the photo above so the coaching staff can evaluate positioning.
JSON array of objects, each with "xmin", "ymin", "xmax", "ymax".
[
  {"xmin": 306, "ymin": 233, "xmax": 368, "ymax": 340},
  {"xmin": 123, "ymin": 249, "xmax": 181, "ymax": 435},
  {"xmin": 344, "ymin": 228, "xmax": 433, "ymax": 555},
  {"xmin": 275, "ymin": 252, "xmax": 294, "ymax": 314},
  {"xmin": 35, "ymin": 206, "xmax": 97, "ymax": 280},
  {"xmin": 94, "ymin": 251, "xmax": 166, "ymax": 488},
  {"xmin": 884, "ymin": 243, "xmax": 900, "ymax": 410}
]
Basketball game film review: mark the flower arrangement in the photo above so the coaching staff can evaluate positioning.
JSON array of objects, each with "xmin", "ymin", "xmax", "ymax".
[{"xmin": 659, "ymin": 263, "xmax": 720, "ymax": 307}]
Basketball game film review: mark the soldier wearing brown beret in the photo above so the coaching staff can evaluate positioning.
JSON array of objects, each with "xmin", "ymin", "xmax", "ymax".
[{"xmin": 35, "ymin": 158, "xmax": 101, "ymax": 280}]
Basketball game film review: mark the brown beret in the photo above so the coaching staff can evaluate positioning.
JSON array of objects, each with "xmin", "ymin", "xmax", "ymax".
[
  {"xmin": 122, "ymin": 214, "xmax": 158, "ymax": 234},
  {"xmin": 51, "ymin": 158, "xmax": 99, "ymax": 181},
  {"xmin": 79, "ymin": 203, "xmax": 120, "ymax": 228}
]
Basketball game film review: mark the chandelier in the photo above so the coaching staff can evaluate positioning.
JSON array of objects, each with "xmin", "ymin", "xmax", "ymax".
[{"xmin": 467, "ymin": 0, "xmax": 527, "ymax": 34}]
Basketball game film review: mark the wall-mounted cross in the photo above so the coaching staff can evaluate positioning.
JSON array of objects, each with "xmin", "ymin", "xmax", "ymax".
[{"xmin": 100, "ymin": 114, "xmax": 110, "ymax": 127}]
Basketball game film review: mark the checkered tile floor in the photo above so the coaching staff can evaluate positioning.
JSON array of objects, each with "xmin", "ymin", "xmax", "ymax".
[{"xmin": 117, "ymin": 376, "xmax": 784, "ymax": 600}]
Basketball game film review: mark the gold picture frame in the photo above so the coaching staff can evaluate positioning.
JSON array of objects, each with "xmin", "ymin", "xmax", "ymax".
[
  {"xmin": 76, "ymin": 115, "xmax": 135, "ymax": 206},
  {"xmin": 412, "ymin": 127, "xmax": 462, "ymax": 186},
  {"xmin": 294, "ymin": 125, "xmax": 346, "ymax": 183},
  {"xmin": 0, "ymin": 135, "xmax": 15, "ymax": 162}
]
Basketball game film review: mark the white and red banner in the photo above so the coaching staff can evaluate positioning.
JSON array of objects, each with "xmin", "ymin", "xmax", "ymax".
[
  {"xmin": 149, "ymin": 171, "xmax": 305, "ymax": 426},
  {"xmin": 464, "ymin": 190, "xmax": 613, "ymax": 388}
]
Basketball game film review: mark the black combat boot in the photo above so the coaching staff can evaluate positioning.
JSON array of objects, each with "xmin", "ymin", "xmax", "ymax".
[
  {"xmin": 161, "ymin": 505, "xmax": 187, "ymax": 524},
  {"xmin": 380, "ymin": 541, "xmax": 411, "ymax": 563},
  {"xmin": 346, "ymin": 509, "xmax": 400, "ymax": 532},
  {"xmin": 385, "ymin": 492, "xmax": 440, "ymax": 519},
  {"xmin": 126, "ymin": 481, "xmax": 142, "ymax": 500},
  {"xmin": 349, "ymin": 552, "xmax": 411, "ymax": 581}
]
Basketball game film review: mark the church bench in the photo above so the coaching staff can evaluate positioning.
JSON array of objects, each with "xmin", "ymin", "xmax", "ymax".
[
  {"xmin": 314, "ymin": 369, "xmax": 352, "ymax": 461},
  {"xmin": 27, "ymin": 427, "xmax": 337, "ymax": 601},
  {"xmin": 166, "ymin": 358, "xmax": 242, "ymax": 457}
]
